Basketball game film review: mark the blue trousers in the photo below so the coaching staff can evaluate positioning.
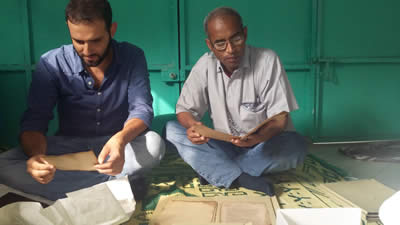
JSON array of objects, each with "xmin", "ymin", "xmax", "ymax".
[
  {"xmin": 165, "ymin": 121, "xmax": 307, "ymax": 188},
  {"xmin": 0, "ymin": 131, "xmax": 165, "ymax": 200}
]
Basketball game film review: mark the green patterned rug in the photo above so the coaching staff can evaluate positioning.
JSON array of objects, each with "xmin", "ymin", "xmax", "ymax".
[{"xmin": 124, "ymin": 152, "xmax": 382, "ymax": 225}]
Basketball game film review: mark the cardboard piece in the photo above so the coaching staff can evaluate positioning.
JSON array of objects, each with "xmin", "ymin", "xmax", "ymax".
[
  {"xmin": 150, "ymin": 196, "xmax": 279, "ymax": 225},
  {"xmin": 323, "ymin": 179, "xmax": 395, "ymax": 214},
  {"xmin": 275, "ymin": 208, "xmax": 362, "ymax": 225},
  {"xmin": 193, "ymin": 111, "xmax": 287, "ymax": 142},
  {"xmin": 43, "ymin": 150, "xmax": 98, "ymax": 171}
]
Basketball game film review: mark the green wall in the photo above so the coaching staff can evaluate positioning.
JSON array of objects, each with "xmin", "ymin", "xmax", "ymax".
[{"xmin": 0, "ymin": 0, "xmax": 399, "ymax": 147}]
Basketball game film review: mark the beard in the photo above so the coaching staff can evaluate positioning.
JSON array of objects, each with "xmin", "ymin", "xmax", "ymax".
[{"xmin": 77, "ymin": 37, "xmax": 112, "ymax": 67}]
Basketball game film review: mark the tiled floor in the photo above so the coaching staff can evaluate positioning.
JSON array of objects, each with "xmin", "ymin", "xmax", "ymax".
[{"xmin": 308, "ymin": 143, "xmax": 400, "ymax": 191}]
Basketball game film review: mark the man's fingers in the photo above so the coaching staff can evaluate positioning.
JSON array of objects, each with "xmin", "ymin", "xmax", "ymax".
[
  {"xmin": 95, "ymin": 162, "xmax": 121, "ymax": 175},
  {"xmin": 33, "ymin": 161, "xmax": 55, "ymax": 170},
  {"xmin": 31, "ymin": 169, "xmax": 55, "ymax": 184},
  {"xmin": 94, "ymin": 161, "xmax": 113, "ymax": 170},
  {"xmin": 96, "ymin": 167, "xmax": 119, "ymax": 176},
  {"xmin": 37, "ymin": 175, "xmax": 54, "ymax": 184},
  {"xmin": 96, "ymin": 168, "xmax": 118, "ymax": 176},
  {"xmin": 97, "ymin": 148, "xmax": 109, "ymax": 164},
  {"xmin": 191, "ymin": 137, "xmax": 209, "ymax": 145},
  {"xmin": 31, "ymin": 168, "xmax": 53, "ymax": 178}
]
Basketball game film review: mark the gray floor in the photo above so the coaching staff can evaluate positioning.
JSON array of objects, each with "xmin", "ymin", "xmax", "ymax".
[{"xmin": 309, "ymin": 143, "xmax": 400, "ymax": 191}]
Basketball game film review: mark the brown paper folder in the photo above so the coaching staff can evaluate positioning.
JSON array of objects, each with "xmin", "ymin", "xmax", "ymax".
[
  {"xmin": 193, "ymin": 111, "xmax": 288, "ymax": 142},
  {"xmin": 43, "ymin": 150, "xmax": 98, "ymax": 171}
]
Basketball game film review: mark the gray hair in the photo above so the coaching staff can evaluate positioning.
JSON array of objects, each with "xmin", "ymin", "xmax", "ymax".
[{"xmin": 203, "ymin": 7, "xmax": 243, "ymax": 37}]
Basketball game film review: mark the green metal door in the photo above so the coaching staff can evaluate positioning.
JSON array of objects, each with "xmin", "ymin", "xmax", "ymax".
[
  {"xmin": 0, "ymin": 0, "xmax": 31, "ymax": 147},
  {"xmin": 315, "ymin": 0, "xmax": 400, "ymax": 141},
  {"xmin": 111, "ymin": 0, "xmax": 180, "ymax": 133},
  {"xmin": 1, "ymin": 0, "xmax": 400, "ymax": 147}
]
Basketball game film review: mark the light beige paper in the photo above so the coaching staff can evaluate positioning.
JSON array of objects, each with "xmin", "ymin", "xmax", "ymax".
[
  {"xmin": 150, "ymin": 196, "xmax": 279, "ymax": 225},
  {"xmin": 193, "ymin": 111, "xmax": 288, "ymax": 142},
  {"xmin": 43, "ymin": 150, "xmax": 98, "ymax": 171},
  {"xmin": 152, "ymin": 200, "xmax": 217, "ymax": 225},
  {"xmin": 323, "ymin": 179, "xmax": 396, "ymax": 213},
  {"xmin": 220, "ymin": 202, "xmax": 268, "ymax": 225}
]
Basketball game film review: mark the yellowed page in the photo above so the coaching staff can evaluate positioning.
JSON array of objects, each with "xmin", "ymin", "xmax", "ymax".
[{"xmin": 44, "ymin": 150, "xmax": 98, "ymax": 171}]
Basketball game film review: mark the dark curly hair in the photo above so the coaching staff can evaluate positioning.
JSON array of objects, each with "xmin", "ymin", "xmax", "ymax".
[{"xmin": 65, "ymin": 0, "xmax": 112, "ymax": 31}]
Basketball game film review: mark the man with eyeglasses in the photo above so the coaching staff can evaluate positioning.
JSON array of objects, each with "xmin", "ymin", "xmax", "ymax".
[{"xmin": 166, "ymin": 7, "xmax": 307, "ymax": 196}]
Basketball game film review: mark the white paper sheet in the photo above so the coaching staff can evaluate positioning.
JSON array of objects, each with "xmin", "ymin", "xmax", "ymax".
[
  {"xmin": 275, "ymin": 208, "xmax": 362, "ymax": 225},
  {"xmin": 379, "ymin": 191, "xmax": 400, "ymax": 225},
  {"xmin": 0, "ymin": 176, "xmax": 135, "ymax": 225}
]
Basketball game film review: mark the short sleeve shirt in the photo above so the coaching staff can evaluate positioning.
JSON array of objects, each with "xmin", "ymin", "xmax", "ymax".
[{"xmin": 176, "ymin": 45, "xmax": 298, "ymax": 136}]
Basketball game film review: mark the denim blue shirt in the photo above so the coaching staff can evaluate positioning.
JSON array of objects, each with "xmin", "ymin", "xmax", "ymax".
[{"xmin": 20, "ymin": 40, "xmax": 153, "ymax": 137}]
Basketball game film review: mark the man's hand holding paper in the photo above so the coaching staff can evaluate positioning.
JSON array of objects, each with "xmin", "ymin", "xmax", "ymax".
[{"xmin": 193, "ymin": 111, "xmax": 288, "ymax": 146}]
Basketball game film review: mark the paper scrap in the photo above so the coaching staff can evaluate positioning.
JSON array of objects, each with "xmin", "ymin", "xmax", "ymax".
[
  {"xmin": 44, "ymin": 150, "xmax": 98, "ymax": 171},
  {"xmin": 323, "ymin": 179, "xmax": 395, "ymax": 213}
]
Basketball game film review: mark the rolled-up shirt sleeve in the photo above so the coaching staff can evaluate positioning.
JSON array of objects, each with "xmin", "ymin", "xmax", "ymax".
[
  {"xmin": 20, "ymin": 57, "xmax": 58, "ymax": 135},
  {"xmin": 126, "ymin": 49, "xmax": 153, "ymax": 127},
  {"xmin": 176, "ymin": 66, "xmax": 209, "ymax": 121}
]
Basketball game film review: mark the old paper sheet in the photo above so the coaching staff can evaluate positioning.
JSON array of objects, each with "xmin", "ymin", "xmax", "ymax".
[
  {"xmin": 323, "ymin": 179, "xmax": 395, "ymax": 213},
  {"xmin": 151, "ymin": 200, "xmax": 217, "ymax": 225},
  {"xmin": 193, "ymin": 111, "xmax": 288, "ymax": 142},
  {"xmin": 150, "ymin": 196, "xmax": 278, "ymax": 225},
  {"xmin": 43, "ymin": 150, "xmax": 98, "ymax": 171},
  {"xmin": 220, "ymin": 202, "xmax": 269, "ymax": 225}
]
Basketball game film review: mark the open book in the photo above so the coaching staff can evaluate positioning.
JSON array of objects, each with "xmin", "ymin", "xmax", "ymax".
[{"xmin": 193, "ymin": 111, "xmax": 288, "ymax": 142}]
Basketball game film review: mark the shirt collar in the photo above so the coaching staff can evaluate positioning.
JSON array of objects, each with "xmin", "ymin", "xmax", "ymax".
[{"xmin": 216, "ymin": 45, "xmax": 250, "ymax": 75}]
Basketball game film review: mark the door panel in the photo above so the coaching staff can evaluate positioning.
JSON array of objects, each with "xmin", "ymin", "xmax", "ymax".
[
  {"xmin": 0, "ymin": 0, "xmax": 26, "ymax": 65},
  {"xmin": 317, "ymin": 0, "xmax": 400, "ymax": 141},
  {"xmin": 319, "ymin": 63, "xmax": 400, "ymax": 141},
  {"xmin": 0, "ymin": 72, "xmax": 27, "ymax": 147},
  {"xmin": 30, "ymin": 0, "xmax": 70, "ymax": 63},
  {"xmin": 288, "ymin": 71, "xmax": 314, "ymax": 136},
  {"xmin": 321, "ymin": 0, "xmax": 400, "ymax": 58},
  {"xmin": 112, "ymin": 0, "xmax": 179, "ymax": 68},
  {"xmin": 181, "ymin": 0, "xmax": 311, "ymax": 67}
]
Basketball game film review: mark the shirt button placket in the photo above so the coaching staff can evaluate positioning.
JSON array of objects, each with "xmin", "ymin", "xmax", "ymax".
[{"xmin": 96, "ymin": 91, "xmax": 103, "ymax": 134}]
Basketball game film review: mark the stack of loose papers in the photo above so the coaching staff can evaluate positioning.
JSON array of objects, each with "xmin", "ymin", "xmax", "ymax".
[
  {"xmin": 321, "ymin": 179, "xmax": 396, "ymax": 221},
  {"xmin": 0, "ymin": 177, "xmax": 135, "ymax": 225}
]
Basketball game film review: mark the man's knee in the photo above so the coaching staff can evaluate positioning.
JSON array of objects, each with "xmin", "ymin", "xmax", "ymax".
[
  {"xmin": 286, "ymin": 132, "xmax": 308, "ymax": 160},
  {"xmin": 145, "ymin": 131, "xmax": 165, "ymax": 162},
  {"xmin": 165, "ymin": 120, "xmax": 185, "ymax": 141},
  {"xmin": 261, "ymin": 132, "xmax": 308, "ymax": 174}
]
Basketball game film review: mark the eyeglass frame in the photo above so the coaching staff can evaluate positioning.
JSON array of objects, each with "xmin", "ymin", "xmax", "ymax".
[{"xmin": 209, "ymin": 27, "xmax": 247, "ymax": 51}]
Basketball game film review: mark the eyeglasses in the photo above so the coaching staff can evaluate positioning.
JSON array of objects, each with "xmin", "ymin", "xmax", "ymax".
[{"xmin": 212, "ymin": 32, "xmax": 245, "ymax": 51}]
